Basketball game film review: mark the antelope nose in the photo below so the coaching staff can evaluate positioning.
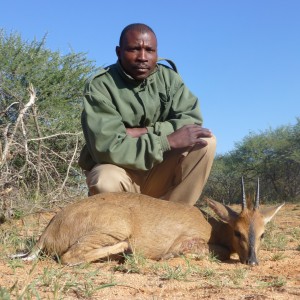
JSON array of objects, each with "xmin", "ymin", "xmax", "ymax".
[
  {"xmin": 246, "ymin": 259, "xmax": 259, "ymax": 266},
  {"xmin": 247, "ymin": 247, "xmax": 259, "ymax": 266}
]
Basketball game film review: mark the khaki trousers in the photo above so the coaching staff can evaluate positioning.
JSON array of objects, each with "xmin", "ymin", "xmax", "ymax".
[{"xmin": 85, "ymin": 135, "xmax": 216, "ymax": 205}]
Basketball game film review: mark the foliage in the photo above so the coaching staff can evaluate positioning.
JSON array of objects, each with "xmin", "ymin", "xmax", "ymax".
[
  {"xmin": 0, "ymin": 29, "xmax": 96, "ymax": 207},
  {"xmin": 203, "ymin": 118, "xmax": 300, "ymax": 203},
  {"xmin": 203, "ymin": 155, "xmax": 241, "ymax": 204}
]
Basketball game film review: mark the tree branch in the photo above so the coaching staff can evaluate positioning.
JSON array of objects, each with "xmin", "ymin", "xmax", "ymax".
[{"xmin": 1, "ymin": 84, "xmax": 36, "ymax": 167}]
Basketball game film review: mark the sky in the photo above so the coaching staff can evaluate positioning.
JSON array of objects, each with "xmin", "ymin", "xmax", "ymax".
[{"xmin": 1, "ymin": 0, "xmax": 299, "ymax": 155}]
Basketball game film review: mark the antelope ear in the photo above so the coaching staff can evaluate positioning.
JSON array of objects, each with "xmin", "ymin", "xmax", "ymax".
[
  {"xmin": 260, "ymin": 203, "xmax": 285, "ymax": 225},
  {"xmin": 205, "ymin": 198, "xmax": 239, "ymax": 225}
]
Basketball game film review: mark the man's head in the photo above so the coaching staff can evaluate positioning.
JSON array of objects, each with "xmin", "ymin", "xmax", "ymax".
[{"xmin": 116, "ymin": 23, "xmax": 158, "ymax": 81}]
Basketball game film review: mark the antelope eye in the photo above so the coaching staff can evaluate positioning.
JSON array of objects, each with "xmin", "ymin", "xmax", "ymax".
[
  {"xmin": 234, "ymin": 230, "xmax": 242, "ymax": 238},
  {"xmin": 260, "ymin": 233, "xmax": 265, "ymax": 239}
]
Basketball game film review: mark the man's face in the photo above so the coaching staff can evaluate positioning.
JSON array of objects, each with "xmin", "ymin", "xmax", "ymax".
[{"xmin": 116, "ymin": 29, "xmax": 158, "ymax": 81}]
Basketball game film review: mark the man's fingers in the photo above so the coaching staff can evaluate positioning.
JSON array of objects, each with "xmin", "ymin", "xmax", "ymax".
[
  {"xmin": 167, "ymin": 125, "xmax": 213, "ymax": 149},
  {"xmin": 184, "ymin": 125, "xmax": 212, "ymax": 135},
  {"xmin": 196, "ymin": 139, "xmax": 208, "ymax": 147},
  {"xmin": 193, "ymin": 128, "xmax": 213, "ymax": 138}
]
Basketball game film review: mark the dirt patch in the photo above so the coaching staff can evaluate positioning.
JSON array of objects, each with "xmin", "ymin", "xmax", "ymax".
[{"xmin": 0, "ymin": 204, "xmax": 299, "ymax": 299}]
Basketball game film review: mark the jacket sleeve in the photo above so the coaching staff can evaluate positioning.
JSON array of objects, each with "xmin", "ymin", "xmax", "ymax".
[{"xmin": 82, "ymin": 83, "xmax": 170, "ymax": 171}]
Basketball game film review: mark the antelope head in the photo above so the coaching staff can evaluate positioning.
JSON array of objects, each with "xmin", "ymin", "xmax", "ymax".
[{"xmin": 207, "ymin": 177, "xmax": 284, "ymax": 265}]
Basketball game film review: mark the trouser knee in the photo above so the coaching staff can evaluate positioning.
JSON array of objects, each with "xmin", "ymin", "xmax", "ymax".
[
  {"xmin": 205, "ymin": 134, "xmax": 217, "ymax": 157},
  {"xmin": 190, "ymin": 134, "xmax": 216, "ymax": 161},
  {"xmin": 86, "ymin": 164, "xmax": 133, "ymax": 195}
]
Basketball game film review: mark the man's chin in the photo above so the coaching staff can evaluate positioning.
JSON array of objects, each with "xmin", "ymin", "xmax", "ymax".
[{"xmin": 132, "ymin": 73, "xmax": 149, "ymax": 81}]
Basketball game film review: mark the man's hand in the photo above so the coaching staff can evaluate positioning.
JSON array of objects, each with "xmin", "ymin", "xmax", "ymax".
[
  {"xmin": 167, "ymin": 124, "xmax": 213, "ymax": 149},
  {"xmin": 126, "ymin": 127, "xmax": 148, "ymax": 138}
]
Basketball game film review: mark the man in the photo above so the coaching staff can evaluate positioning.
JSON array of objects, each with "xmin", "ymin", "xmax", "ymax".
[{"xmin": 79, "ymin": 23, "xmax": 216, "ymax": 205}]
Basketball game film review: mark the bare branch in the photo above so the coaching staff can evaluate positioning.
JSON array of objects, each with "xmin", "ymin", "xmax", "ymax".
[
  {"xmin": 1, "ymin": 84, "xmax": 36, "ymax": 167},
  {"xmin": 59, "ymin": 135, "xmax": 79, "ymax": 195},
  {"xmin": 28, "ymin": 132, "xmax": 82, "ymax": 142},
  {"xmin": 0, "ymin": 101, "xmax": 19, "ymax": 115},
  {"xmin": 32, "ymin": 105, "xmax": 42, "ymax": 173}
]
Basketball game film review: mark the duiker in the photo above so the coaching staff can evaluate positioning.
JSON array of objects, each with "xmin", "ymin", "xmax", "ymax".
[{"xmin": 13, "ymin": 178, "xmax": 283, "ymax": 266}]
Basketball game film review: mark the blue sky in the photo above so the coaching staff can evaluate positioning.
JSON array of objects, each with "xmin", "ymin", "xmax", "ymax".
[{"xmin": 1, "ymin": 0, "xmax": 299, "ymax": 154}]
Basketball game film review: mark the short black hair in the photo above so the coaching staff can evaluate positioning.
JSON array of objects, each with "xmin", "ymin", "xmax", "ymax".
[{"xmin": 119, "ymin": 23, "xmax": 156, "ymax": 46}]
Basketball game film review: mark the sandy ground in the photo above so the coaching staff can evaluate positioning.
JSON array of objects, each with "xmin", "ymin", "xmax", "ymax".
[{"xmin": 0, "ymin": 203, "xmax": 299, "ymax": 299}]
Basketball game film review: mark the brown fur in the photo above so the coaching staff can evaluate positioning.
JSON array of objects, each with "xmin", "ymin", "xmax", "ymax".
[{"xmin": 13, "ymin": 192, "xmax": 284, "ymax": 266}]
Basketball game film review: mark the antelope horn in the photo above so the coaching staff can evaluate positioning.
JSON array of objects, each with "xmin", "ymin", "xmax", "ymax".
[
  {"xmin": 254, "ymin": 177, "xmax": 260, "ymax": 209},
  {"xmin": 241, "ymin": 176, "xmax": 246, "ymax": 210}
]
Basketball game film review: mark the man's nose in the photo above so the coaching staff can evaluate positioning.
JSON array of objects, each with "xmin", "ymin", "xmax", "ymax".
[{"xmin": 137, "ymin": 49, "xmax": 147, "ymax": 60}]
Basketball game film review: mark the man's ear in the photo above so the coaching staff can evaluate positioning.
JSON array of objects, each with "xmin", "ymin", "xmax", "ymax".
[{"xmin": 115, "ymin": 46, "xmax": 120, "ymax": 59}]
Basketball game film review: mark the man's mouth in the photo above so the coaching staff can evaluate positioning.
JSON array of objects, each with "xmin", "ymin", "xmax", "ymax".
[{"xmin": 135, "ymin": 65, "xmax": 149, "ymax": 70}]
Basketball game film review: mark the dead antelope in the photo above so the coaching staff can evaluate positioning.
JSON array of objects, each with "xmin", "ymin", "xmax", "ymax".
[{"xmin": 12, "ymin": 178, "xmax": 284, "ymax": 266}]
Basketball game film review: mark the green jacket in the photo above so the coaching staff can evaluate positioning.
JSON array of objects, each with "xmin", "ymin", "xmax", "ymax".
[{"xmin": 79, "ymin": 60, "xmax": 203, "ymax": 171}]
